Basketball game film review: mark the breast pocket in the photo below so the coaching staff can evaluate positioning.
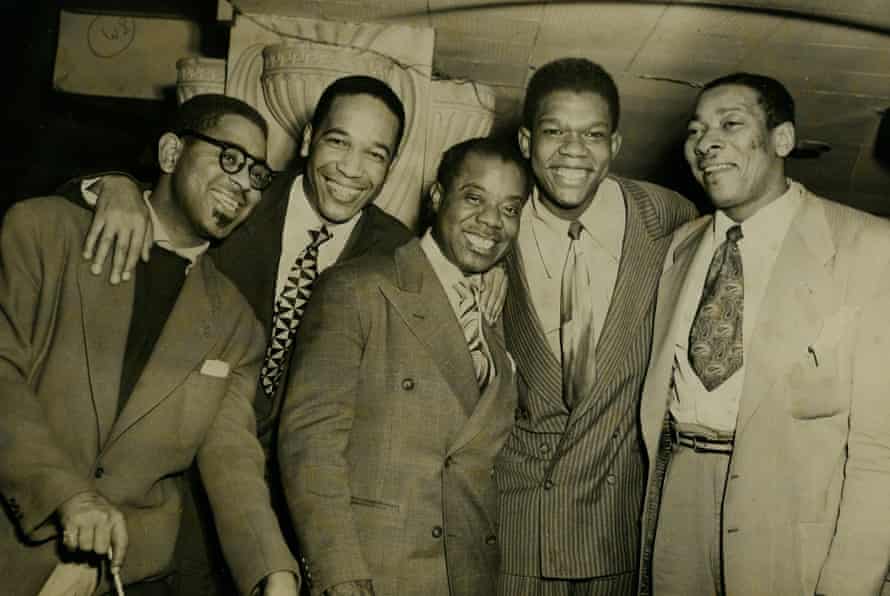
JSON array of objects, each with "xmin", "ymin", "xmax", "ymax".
[
  {"xmin": 178, "ymin": 373, "xmax": 229, "ymax": 449},
  {"xmin": 789, "ymin": 309, "xmax": 854, "ymax": 420}
]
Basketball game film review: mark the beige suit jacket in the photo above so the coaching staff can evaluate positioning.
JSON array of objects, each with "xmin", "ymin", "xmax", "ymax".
[
  {"xmin": 639, "ymin": 187, "xmax": 890, "ymax": 596},
  {"xmin": 0, "ymin": 197, "xmax": 297, "ymax": 595},
  {"xmin": 278, "ymin": 239, "xmax": 517, "ymax": 596}
]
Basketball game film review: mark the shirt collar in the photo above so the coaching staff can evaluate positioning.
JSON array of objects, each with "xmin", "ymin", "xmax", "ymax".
[
  {"xmin": 287, "ymin": 174, "xmax": 361, "ymax": 243},
  {"xmin": 145, "ymin": 190, "xmax": 209, "ymax": 266},
  {"xmin": 419, "ymin": 229, "xmax": 481, "ymax": 292},
  {"xmin": 713, "ymin": 179, "xmax": 803, "ymax": 256},
  {"xmin": 527, "ymin": 177, "xmax": 623, "ymax": 258}
]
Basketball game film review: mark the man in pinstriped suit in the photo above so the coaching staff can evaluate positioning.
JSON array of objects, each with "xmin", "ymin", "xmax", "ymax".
[{"xmin": 496, "ymin": 58, "xmax": 697, "ymax": 595}]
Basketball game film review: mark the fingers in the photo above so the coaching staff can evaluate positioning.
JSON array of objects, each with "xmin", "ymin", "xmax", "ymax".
[
  {"xmin": 109, "ymin": 228, "xmax": 134, "ymax": 286},
  {"xmin": 77, "ymin": 523, "xmax": 95, "ymax": 553},
  {"xmin": 83, "ymin": 217, "xmax": 104, "ymax": 262},
  {"xmin": 63, "ymin": 527, "xmax": 79, "ymax": 551},
  {"xmin": 92, "ymin": 519, "xmax": 112, "ymax": 557},
  {"xmin": 109, "ymin": 518, "xmax": 128, "ymax": 571},
  {"xmin": 141, "ymin": 219, "xmax": 153, "ymax": 263}
]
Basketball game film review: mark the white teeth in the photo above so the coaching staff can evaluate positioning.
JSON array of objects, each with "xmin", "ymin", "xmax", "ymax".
[
  {"xmin": 703, "ymin": 164, "xmax": 733, "ymax": 174},
  {"xmin": 553, "ymin": 167, "xmax": 588, "ymax": 181},
  {"xmin": 465, "ymin": 233, "xmax": 495, "ymax": 251},
  {"xmin": 326, "ymin": 179, "xmax": 361, "ymax": 201}
]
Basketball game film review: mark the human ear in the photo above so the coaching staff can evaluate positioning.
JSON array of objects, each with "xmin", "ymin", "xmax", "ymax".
[{"xmin": 158, "ymin": 133, "xmax": 183, "ymax": 173}]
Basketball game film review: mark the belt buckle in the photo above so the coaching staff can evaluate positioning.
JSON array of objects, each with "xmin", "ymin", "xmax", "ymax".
[{"xmin": 691, "ymin": 435, "xmax": 705, "ymax": 453}]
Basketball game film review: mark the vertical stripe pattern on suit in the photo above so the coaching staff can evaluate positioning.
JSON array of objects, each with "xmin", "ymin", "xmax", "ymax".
[{"xmin": 497, "ymin": 177, "xmax": 698, "ymax": 588}]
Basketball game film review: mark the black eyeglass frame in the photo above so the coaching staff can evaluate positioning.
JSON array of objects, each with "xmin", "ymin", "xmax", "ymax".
[{"xmin": 178, "ymin": 129, "xmax": 275, "ymax": 191}]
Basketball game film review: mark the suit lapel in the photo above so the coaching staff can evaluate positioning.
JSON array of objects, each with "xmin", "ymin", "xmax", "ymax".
[
  {"xmin": 570, "ymin": 181, "xmax": 669, "ymax": 424},
  {"xmin": 735, "ymin": 195, "xmax": 836, "ymax": 436},
  {"xmin": 447, "ymin": 321, "xmax": 516, "ymax": 456},
  {"xmin": 380, "ymin": 241, "xmax": 481, "ymax": 413},
  {"xmin": 105, "ymin": 260, "xmax": 219, "ymax": 446},
  {"xmin": 640, "ymin": 218, "xmax": 710, "ymax": 454},
  {"xmin": 78, "ymin": 264, "xmax": 135, "ymax": 448}
]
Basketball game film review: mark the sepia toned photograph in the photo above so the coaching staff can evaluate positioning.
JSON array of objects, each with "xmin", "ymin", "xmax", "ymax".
[{"xmin": 3, "ymin": 1, "xmax": 890, "ymax": 595}]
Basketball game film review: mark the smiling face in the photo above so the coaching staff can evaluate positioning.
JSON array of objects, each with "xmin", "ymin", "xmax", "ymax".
[
  {"xmin": 431, "ymin": 151, "xmax": 528, "ymax": 274},
  {"xmin": 519, "ymin": 90, "xmax": 621, "ymax": 220},
  {"xmin": 300, "ymin": 93, "xmax": 400, "ymax": 224},
  {"xmin": 170, "ymin": 113, "xmax": 267, "ymax": 241},
  {"xmin": 685, "ymin": 84, "xmax": 794, "ymax": 221}
]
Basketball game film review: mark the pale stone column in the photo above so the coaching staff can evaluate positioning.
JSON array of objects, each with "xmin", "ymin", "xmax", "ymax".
[
  {"xmin": 226, "ymin": 13, "xmax": 434, "ymax": 229},
  {"xmin": 176, "ymin": 57, "xmax": 227, "ymax": 105}
]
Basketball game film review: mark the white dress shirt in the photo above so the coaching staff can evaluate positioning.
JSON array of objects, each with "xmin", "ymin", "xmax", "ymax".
[
  {"xmin": 419, "ymin": 229, "xmax": 483, "ymax": 324},
  {"xmin": 516, "ymin": 177, "xmax": 626, "ymax": 358},
  {"xmin": 275, "ymin": 175, "xmax": 361, "ymax": 296},
  {"xmin": 669, "ymin": 181, "xmax": 804, "ymax": 432}
]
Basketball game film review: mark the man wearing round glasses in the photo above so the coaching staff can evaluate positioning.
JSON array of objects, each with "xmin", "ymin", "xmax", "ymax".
[{"xmin": 0, "ymin": 94, "xmax": 299, "ymax": 596}]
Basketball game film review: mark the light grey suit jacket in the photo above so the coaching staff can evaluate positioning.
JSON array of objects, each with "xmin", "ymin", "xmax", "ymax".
[{"xmin": 640, "ymin": 186, "xmax": 890, "ymax": 596}]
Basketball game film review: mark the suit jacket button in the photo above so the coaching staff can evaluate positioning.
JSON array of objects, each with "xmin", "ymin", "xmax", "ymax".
[
  {"xmin": 94, "ymin": 466, "xmax": 105, "ymax": 479},
  {"xmin": 540, "ymin": 442, "xmax": 550, "ymax": 453},
  {"xmin": 432, "ymin": 525, "xmax": 443, "ymax": 538},
  {"xmin": 401, "ymin": 378, "xmax": 415, "ymax": 391},
  {"xmin": 485, "ymin": 534, "xmax": 497, "ymax": 545},
  {"xmin": 543, "ymin": 479, "xmax": 554, "ymax": 490},
  {"xmin": 606, "ymin": 474, "xmax": 616, "ymax": 485}
]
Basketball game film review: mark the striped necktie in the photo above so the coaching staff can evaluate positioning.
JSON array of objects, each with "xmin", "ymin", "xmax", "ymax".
[
  {"xmin": 259, "ymin": 225, "xmax": 332, "ymax": 399},
  {"xmin": 455, "ymin": 279, "xmax": 495, "ymax": 390}
]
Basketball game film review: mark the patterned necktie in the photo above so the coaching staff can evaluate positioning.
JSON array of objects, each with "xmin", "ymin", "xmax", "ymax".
[
  {"xmin": 259, "ymin": 225, "xmax": 332, "ymax": 399},
  {"xmin": 561, "ymin": 220, "xmax": 597, "ymax": 410},
  {"xmin": 688, "ymin": 224, "xmax": 744, "ymax": 391},
  {"xmin": 455, "ymin": 279, "xmax": 495, "ymax": 390}
]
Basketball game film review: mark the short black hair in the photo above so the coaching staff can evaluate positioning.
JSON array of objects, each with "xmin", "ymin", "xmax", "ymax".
[
  {"xmin": 436, "ymin": 136, "xmax": 532, "ymax": 198},
  {"xmin": 311, "ymin": 75, "xmax": 406, "ymax": 154},
  {"xmin": 523, "ymin": 58, "xmax": 620, "ymax": 131},
  {"xmin": 171, "ymin": 93, "xmax": 268, "ymax": 137},
  {"xmin": 701, "ymin": 72, "xmax": 795, "ymax": 129}
]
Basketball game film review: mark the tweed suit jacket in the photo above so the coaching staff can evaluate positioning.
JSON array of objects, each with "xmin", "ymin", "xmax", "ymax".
[
  {"xmin": 0, "ymin": 197, "xmax": 298, "ymax": 596},
  {"xmin": 639, "ymin": 186, "xmax": 890, "ymax": 596},
  {"xmin": 57, "ymin": 169, "xmax": 415, "ymax": 434},
  {"xmin": 278, "ymin": 239, "xmax": 518, "ymax": 596},
  {"xmin": 497, "ymin": 176, "xmax": 696, "ymax": 579}
]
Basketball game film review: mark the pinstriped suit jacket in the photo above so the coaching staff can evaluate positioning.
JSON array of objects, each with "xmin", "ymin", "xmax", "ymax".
[{"xmin": 496, "ymin": 176, "xmax": 696, "ymax": 580}]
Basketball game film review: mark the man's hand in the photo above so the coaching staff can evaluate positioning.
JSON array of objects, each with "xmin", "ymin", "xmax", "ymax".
[
  {"xmin": 83, "ymin": 175, "xmax": 153, "ymax": 285},
  {"xmin": 325, "ymin": 579, "xmax": 375, "ymax": 596},
  {"xmin": 263, "ymin": 571, "xmax": 299, "ymax": 595},
  {"xmin": 57, "ymin": 491, "xmax": 128, "ymax": 573},
  {"xmin": 480, "ymin": 264, "xmax": 509, "ymax": 324}
]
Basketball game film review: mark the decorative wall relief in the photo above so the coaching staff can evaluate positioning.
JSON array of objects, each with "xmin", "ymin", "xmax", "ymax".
[
  {"xmin": 424, "ymin": 79, "xmax": 496, "ymax": 193},
  {"xmin": 226, "ymin": 13, "xmax": 434, "ymax": 229},
  {"xmin": 176, "ymin": 57, "xmax": 227, "ymax": 104}
]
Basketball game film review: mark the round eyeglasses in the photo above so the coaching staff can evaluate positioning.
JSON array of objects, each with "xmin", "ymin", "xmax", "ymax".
[{"xmin": 179, "ymin": 129, "xmax": 275, "ymax": 191}]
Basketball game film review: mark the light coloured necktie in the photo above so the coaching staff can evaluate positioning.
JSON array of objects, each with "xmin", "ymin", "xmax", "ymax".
[
  {"xmin": 561, "ymin": 220, "xmax": 597, "ymax": 410},
  {"xmin": 688, "ymin": 224, "xmax": 744, "ymax": 391},
  {"xmin": 260, "ymin": 225, "xmax": 332, "ymax": 399},
  {"xmin": 455, "ymin": 279, "xmax": 495, "ymax": 390}
]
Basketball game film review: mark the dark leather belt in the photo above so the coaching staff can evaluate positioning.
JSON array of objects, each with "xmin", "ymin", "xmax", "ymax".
[{"xmin": 670, "ymin": 422, "xmax": 734, "ymax": 454}]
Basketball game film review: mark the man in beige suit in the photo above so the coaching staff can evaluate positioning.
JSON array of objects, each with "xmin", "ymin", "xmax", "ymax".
[
  {"xmin": 0, "ymin": 95, "xmax": 298, "ymax": 595},
  {"xmin": 639, "ymin": 73, "xmax": 890, "ymax": 596},
  {"xmin": 278, "ymin": 137, "xmax": 530, "ymax": 596}
]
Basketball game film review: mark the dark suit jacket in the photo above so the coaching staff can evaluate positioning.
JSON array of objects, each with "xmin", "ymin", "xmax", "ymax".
[
  {"xmin": 0, "ymin": 197, "xmax": 298, "ymax": 596},
  {"xmin": 278, "ymin": 239, "xmax": 518, "ymax": 596},
  {"xmin": 57, "ymin": 170, "xmax": 415, "ymax": 434},
  {"xmin": 639, "ymin": 187, "xmax": 890, "ymax": 596},
  {"xmin": 497, "ymin": 176, "xmax": 697, "ymax": 580}
]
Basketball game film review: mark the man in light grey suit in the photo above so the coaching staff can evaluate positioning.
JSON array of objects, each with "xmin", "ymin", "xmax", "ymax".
[
  {"xmin": 278, "ymin": 137, "xmax": 530, "ymax": 596},
  {"xmin": 639, "ymin": 73, "xmax": 890, "ymax": 596}
]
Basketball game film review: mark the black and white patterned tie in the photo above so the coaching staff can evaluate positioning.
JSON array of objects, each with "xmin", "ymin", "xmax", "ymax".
[
  {"xmin": 455, "ymin": 279, "xmax": 495, "ymax": 390},
  {"xmin": 259, "ymin": 225, "xmax": 332, "ymax": 399}
]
